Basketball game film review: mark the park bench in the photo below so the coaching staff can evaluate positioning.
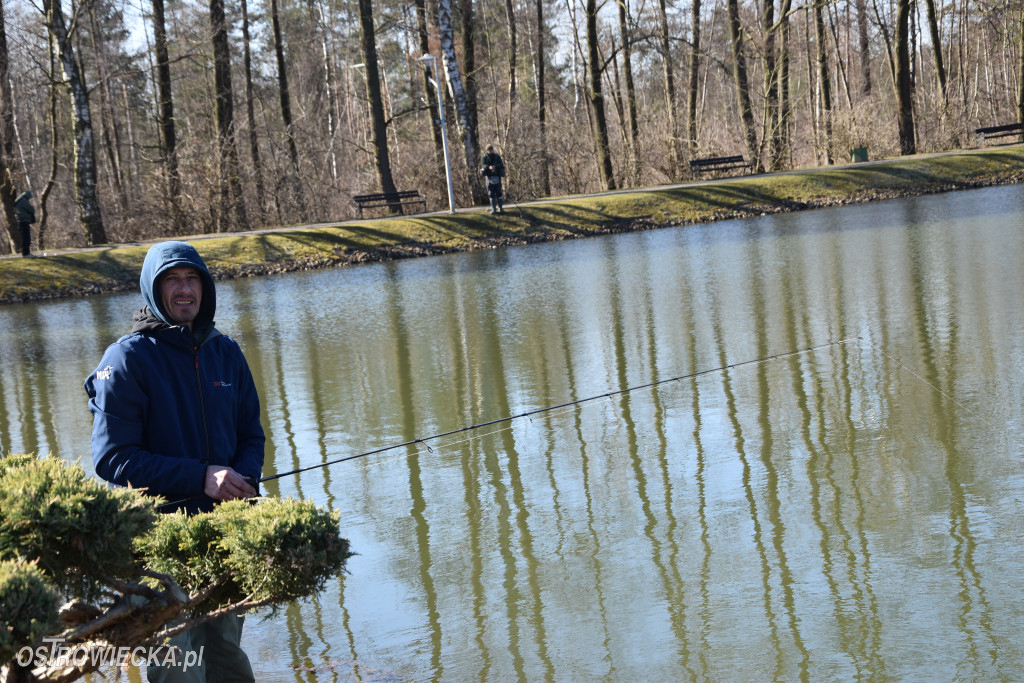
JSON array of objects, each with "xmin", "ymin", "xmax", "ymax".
[
  {"xmin": 974, "ymin": 122, "xmax": 1024, "ymax": 144},
  {"xmin": 353, "ymin": 190, "xmax": 428, "ymax": 217},
  {"xmin": 689, "ymin": 155, "xmax": 752, "ymax": 177}
]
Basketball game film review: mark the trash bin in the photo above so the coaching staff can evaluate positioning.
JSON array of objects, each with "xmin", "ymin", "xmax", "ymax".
[{"xmin": 850, "ymin": 147, "xmax": 868, "ymax": 163}]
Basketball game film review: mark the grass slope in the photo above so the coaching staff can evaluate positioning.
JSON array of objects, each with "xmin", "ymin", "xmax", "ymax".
[{"xmin": 2, "ymin": 146, "xmax": 1022, "ymax": 304}]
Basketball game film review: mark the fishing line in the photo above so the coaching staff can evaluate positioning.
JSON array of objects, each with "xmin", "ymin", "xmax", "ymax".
[
  {"xmin": 259, "ymin": 337, "xmax": 858, "ymax": 484},
  {"xmin": 860, "ymin": 336, "xmax": 1024, "ymax": 450},
  {"xmin": 156, "ymin": 337, "xmax": 855, "ymax": 511}
]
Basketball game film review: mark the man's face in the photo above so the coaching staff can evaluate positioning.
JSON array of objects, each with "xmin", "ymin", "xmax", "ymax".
[{"xmin": 159, "ymin": 266, "xmax": 203, "ymax": 328}]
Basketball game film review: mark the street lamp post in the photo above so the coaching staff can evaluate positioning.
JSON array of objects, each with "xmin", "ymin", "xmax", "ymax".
[{"xmin": 417, "ymin": 54, "xmax": 456, "ymax": 214}]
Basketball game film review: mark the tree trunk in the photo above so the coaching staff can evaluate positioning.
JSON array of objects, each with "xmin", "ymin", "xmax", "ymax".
[
  {"xmin": 726, "ymin": 0, "xmax": 760, "ymax": 170},
  {"xmin": 657, "ymin": 0, "xmax": 680, "ymax": 180},
  {"xmin": 458, "ymin": 0, "xmax": 486, "ymax": 204},
  {"xmin": 151, "ymin": 0, "xmax": 183, "ymax": 230},
  {"xmin": 1018, "ymin": 4, "xmax": 1024, "ymax": 123},
  {"xmin": 0, "ymin": 0, "xmax": 18, "ymax": 253},
  {"xmin": 686, "ymin": 0, "xmax": 701, "ymax": 156},
  {"xmin": 895, "ymin": 0, "xmax": 916, "ymax": 154},
  {"xmin": 43, "ymin": 0, "xmax": 107, "ymax": 245},
  {"xmin": 438, "ymin": 0, "xmax": 487, "ymax": 205},
  {"xmin": 775, "ymin": 0, "xmax": 792, "ymax": 168},
  {"xmin": 586, "ymin": 0, "xmax": 615, "ymax": 190},
  {"xmin": 532, "ymin": 0, "xmax": 550, "ymax": 195},
  {"xmin": 239, "ymin": 0, "xmax": 266, "ymax": 221},
  {"xmin": 86, "ymin": 8, "xmax": 127, "ymax": 213},
  {"xmin": 856, "ymin": 0, "xmax": 872, "ymax": 94},
  {"xmin": 307, "ymin": 0, "xmax": 340, "ymax": 184},
  {"xmin": 416, "ymin": 0, "xmax": 447, "ymax": 198},
  {"xmin": 763, "ymin": 0, "xmax": 781, "ymax": 170},
  {"xmin": 210, "ymin": 0, "xmax": 249, "ymax": 231},
  {"xmin": 270, "ymin": 0, "xmax": 304, "ymax": 219},
  {"xmin": 357, "ymin": 0, "xmax": 400, "ymax": 207},
  {"xmin": 813, "ymin": 0, "xmax": 833, "ymax": 164},
  {"xmin": 923, "ymin": 0, "xmax": 946, "ymax": 106},
  {"xmin": 616, "ymin": 0, "xmax": 639, "ymax": 183},
  {"xmin": 503, "ymin": 0, "xmax": 517, "ymax": 113}
]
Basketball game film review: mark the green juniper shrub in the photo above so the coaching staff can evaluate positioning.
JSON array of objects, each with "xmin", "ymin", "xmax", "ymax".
[
  {"xmin": 140, "ymin": 498, "xmax": 352, "ymax": 611},
  {"xmin": 0, "ymin": 558, "xmax": 60, "ymax": 663},
  {"xmin": 0, "ymin": 454, "xmax": 158, "ymax": 600}
]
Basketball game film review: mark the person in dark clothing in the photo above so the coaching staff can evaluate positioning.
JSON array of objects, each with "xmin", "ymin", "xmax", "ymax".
[
  {"xmin": 13, "ymin": 190, "xmax": 35, "ymax": 256},
  {"xmin": 85, "ymin": 240, "xmax": 264, "ymax": 682},
  {"xmin": 480, "ymin": 144, "xmax": 506, "ymax": 214}
]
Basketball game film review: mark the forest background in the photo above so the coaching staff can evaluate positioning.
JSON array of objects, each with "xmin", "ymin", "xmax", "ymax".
[{"xmin": 0, "ymin": 0, "xmax": 1022, "ymax": 255}]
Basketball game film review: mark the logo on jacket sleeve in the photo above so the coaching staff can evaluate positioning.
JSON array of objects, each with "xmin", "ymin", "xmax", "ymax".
[
  {"xmin": 212, "ymin": 381, "xmax": 232, "ymax": 388},
  {"xmin": 95, "ymin": 366, "xmax": 113, "ymax": 380}
]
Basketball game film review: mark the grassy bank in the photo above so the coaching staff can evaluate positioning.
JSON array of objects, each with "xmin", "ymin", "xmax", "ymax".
[{"xmin": 3, "ymin": 146, "xmax": 1023, "ymax": 304}]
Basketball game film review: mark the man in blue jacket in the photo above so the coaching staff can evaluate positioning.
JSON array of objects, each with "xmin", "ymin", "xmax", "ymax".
[{"xmin": 85, "ymin": 240, "xmax": 263, "ymax": 682}]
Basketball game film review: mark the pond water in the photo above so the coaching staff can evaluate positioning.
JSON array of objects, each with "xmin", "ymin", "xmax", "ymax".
[{"xmin": 3, "ymin": 185, "xmax": 1024, "ymax": 680}]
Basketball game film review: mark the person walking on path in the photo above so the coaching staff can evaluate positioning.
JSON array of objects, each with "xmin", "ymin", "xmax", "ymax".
[
  {"xmin": 13, "ymin": 190, "xmax": 35, "ymax": 256},
  {"xmin": 480, "ymin": 144, "xmax": 506, "ymax": 214},
  {"xmin": 85, "ymin": 240, "xmax": 265, "ymax": 682}
]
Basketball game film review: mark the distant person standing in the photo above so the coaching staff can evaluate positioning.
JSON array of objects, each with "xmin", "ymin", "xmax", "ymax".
[
  {"xmin": 480, "ymin": 144, "xmax": 506, "ymax": 214},
  {"xmin": 13, "ymin": 190, "xmax": 35, "ymax": 257}
]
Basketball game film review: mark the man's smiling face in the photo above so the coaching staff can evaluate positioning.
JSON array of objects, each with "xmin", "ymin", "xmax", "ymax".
[{"xmin": 159, "ymin": 266, "xmax": 203, "ymax": 328}]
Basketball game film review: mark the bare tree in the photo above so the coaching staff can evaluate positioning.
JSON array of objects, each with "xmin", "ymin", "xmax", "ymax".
[
  {"xmin": 239, "ymin": 0, "xmax": 266, "ymax": 221},
  {"xmin": 615, "ymin": 0, "xmax": 639, "ymax": 183},
  {"xmin": 531, "ymin": 0, "xmax": 551, "ymax": 195},
  {"xmin": 0, "ymin": 0, "xmax": 19, "ymax": 253},
  {"xmin": 814, "ymin": 0, "xmax": 833, "ymax": 163},
  {"xmin": 586, "ymin": 0, "xmax": 615, "ymax": 189},
  {"xmin": 42, "ymin": 0, "xmax": 107, "ymax": 245},
  {"xmin": 270, "ymin": 0, "xmax": 303, "ymax": 219},
  {"xmin": 656, "ymin": 0, "xmax": 680, "ymax": 180},
  {"xmin": 415, "ymin": 0, "xmax": 447, "ymax": 197},
  {"xmin": 209, "ymin": 0, "xmax": 248, "ymax": 231},
  {"xmin": 726, "ymin": 0, "xmax": 760, "ymax": 169},
  {"xmin": 438, "ymin": 0, "xmax": 487, "ymax": 204},
  {"xmin": 686, "ymin": 0, "xmax": 701, "ymax": 157},
  {"xmin": 357, "ymin": 0, "xmax": 399, "ymax": 206},
  {"xmin": 895, "ymin": 0, "xmax": 915, "ymax": 154},
  {"xmin": 151, "ymin": 0, "xmax": 182, "ymax": 230}
]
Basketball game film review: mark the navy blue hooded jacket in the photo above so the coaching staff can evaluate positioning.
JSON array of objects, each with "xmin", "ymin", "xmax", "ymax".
[{"xmin": 85, "ymin": 241, "xmax": 264, "ymax": 513}]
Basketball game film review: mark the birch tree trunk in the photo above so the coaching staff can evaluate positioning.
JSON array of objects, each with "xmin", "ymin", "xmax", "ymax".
[
  {"xmin": 43, "ymin": 0, "xmax": 107, "ymax": 245},
  {"xmin": 438, "ymin": 0, "xmax": 487, "ymax": 204},
  {"xmin": 210, "ymin": 0, "xmax": 249, "ymax": 231},
  {"xmin": 586, "ymin": 0, "xmax": 616, "ymax": 189},
  {"xmin": 416, "ymin": 0, "xmax": 447, "ymax": 198}
]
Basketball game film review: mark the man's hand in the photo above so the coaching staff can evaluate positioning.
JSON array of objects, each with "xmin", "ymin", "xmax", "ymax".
[{"xmin": 204, "ymin": 465, "xmax": 258, "ymax": 501}]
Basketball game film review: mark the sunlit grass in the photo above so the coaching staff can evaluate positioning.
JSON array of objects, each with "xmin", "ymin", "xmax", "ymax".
[{"xmin": 3, "ymin": 145, "xmax": 1023, "ymax": 303}]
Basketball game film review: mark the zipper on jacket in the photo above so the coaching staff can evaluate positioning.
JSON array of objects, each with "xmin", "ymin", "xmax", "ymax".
[{"xmin": 194, "ymin": 344, "xmax": 212, "ymax": 464}]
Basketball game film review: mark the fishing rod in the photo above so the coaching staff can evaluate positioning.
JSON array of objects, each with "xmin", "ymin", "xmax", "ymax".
[{"xmin": 157, "ymin": 337, "xmax": 855, "ymax": 512}]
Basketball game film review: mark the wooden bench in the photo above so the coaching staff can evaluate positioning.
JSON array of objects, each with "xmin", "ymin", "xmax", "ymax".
[
  {"xmin": 689, "ymin": 155, "xmax": 752, "ymax": 177},
  {"xmin": 352, "ymin": 190, "xmax": 427, "ymax": 217},
  {"xmin": 974, "ymin": 122, "xmax": 1024, "ymax": 144}
]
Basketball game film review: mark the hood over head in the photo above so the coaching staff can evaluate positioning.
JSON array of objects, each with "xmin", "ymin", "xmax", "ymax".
[{"xmin": 139, "ymin": 241, "xmax": 216, "ymax": 333}]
